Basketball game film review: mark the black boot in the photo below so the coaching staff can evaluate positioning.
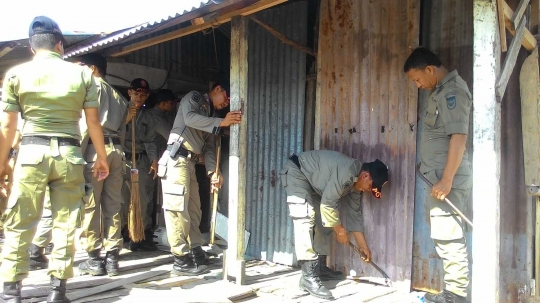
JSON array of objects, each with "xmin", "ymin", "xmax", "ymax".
[
  {"xmin": 191, "ymin": 246, "xmax": 209, "ymax": 265},
  {"xmin": 45, "ymin": 243, "xmax": 54, "ymax": 255},
  {"xmin": 78, "ymin": 250, "xmax": 106, "ymax": 276},
  {"xmin": 171, "ymin": 254, "xmax": 209, "ymax": 276},
  {"xmin": 299, "ymin": 260, "xmax": 333, "ymax": 300},
  {"xmin": 318, "ymin": 255, "xmax": 343, "ymax": 281},
  {"xmin": 0, "ymin": 281, "xmax": 22, "ymax": 303},
  {"xmin": 47, "ymin": 276, "xmax": 70, "ymax": 303},
  {"xmin": 29, "ymin": 243, "xmax": 49, "ymax": 270},
  {"xmin": 425, "ymin": 290, "xmax": 466, "ymax": 303},
  {"xmin": 105, "ymin": 249, "xmax": 120, "ymax": 276}
]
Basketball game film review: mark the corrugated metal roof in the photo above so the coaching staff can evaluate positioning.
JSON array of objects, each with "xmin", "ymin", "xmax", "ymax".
[
  {"xmin": 317, "ymin": 0, "xmax": 420, "ymax": 283},
  {"xmin": 64, "ymin": 1, "xmax": 215, "ymax": 58},
  {"xmin": 244, "ymin": 0, "xmax": 307, "ymax": 266}
]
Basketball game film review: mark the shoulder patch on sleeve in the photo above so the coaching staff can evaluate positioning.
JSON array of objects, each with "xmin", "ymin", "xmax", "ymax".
[
  {"xmin": 191, "ymin": 92, "xmax": 201, "ymax": 103},
  {"xmin": 445, "ymin": 93, "xmax": 456, "ymax": 110}
]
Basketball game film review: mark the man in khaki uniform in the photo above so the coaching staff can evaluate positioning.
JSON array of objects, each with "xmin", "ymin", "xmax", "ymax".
[
  {"xmin": 122, "ymin": 78, "xmax": 158, "ymax": 251},
  {"xmin": 0, "ymin": 16, "xmax": 109, "ymax": 303},
  {"xmin": 158, "ymin": 84, "xmax": 241, "ymax": 275},
  {"xmin": 76, "ymin": 54, "xmax": 129, "ymax": 277},
  {"xmin": 280, "ymin": 150, "xmax": 389, "ymax": 300},
  {"xmin": 404, "ymin": 47, "xmax": 472, "ymax": 303}
]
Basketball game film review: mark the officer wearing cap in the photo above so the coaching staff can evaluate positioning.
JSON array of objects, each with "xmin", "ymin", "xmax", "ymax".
[
  {"xmin": 122, "ymin": 78, "xmax": 158, "ymax": 251},
  {"xmin": 279, "ymin": 150, "xmax": 389, "ymax": 300},
  {"xmin": 158, "ymin": 83, "xmax": 241, "ymax": 275},
  {"xmin": 0, "ymin": 16, "xmax": 109, "ymax": 303},
  {"xmin": 76, "ymin": 53, "xmax": 129, "ymax": 276},
  {"xmin": 404, "ymin": 47, "xmax": 472, "ymax": 303}
]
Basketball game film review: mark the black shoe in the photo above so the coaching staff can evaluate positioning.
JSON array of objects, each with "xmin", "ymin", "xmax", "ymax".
[
  {"xmin": 0, "ymin": 281, "xmax": 22, "ymax": 303},
  {"xmin": 105, "ymin": 249, "xmax": 120, "ymax": 276},
  {"xmin": 128, "ymin": 240, "xmax": 158, "ymax": 251},
  {"xmin": 191, "ymin": 246, "xmax": 209, "ymax": 265},
  {"xmin": 425, "ymin": 290, "xmax": 466, "ymax": 303},
  {"xmin": 299, "ymin": 260, "xmax": 333, "ymax": 300},
  {"xmin": 45, "ymin": 243, "xmax": 54, "ymax": 255},
  {"xmin": 171, "ymin": 255, "xmax": 210, "ymax": 276},
  {"xmin": 47, "ymin": 276, "xmax": 70, "ymax": 303},
  {"xmin": 29, "ymin": 243, "xmax": 49, "ymax": 270},
  {"xmin": 78, "ymin": 250, "xmax": 106, "ymax": 276},
  {"xmin": 318, "ymin": 255, "xmax": 343, "ymax": 281},
  {"xmin": 121, "ymin": 226, "xmax": 130, "ymax": 243}
]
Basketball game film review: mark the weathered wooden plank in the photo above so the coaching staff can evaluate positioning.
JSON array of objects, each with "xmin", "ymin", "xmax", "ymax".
[
  {"xmin": 532, "ymin": 0, "xmax": 540, "ymax": 34},
  {"xmin": 496, "ymin": 16, "xmax": 527, "ymax": 101},
  {"xmin": 472, "ymin": 1, "xmax": 502, "ymax": 302},
  {"xmin": 71, "ymin": 288, "xmax": 129, "ymax": 303},
  {"xmin": 511, "ymin": 0, "xmax": 531, "ymax": 31},
  {"xmin": 227, "ymin": 15, "xmax": 249, "ymax": 286},
  {"xmin": 502, "ymin": 0, "xmax": 537, "ymax": 50},
  {"xmin": 498, "ymin": 0, "xmax": 508, "ymax": 51}
]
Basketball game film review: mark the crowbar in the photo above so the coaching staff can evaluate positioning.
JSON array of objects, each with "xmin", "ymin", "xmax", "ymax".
[
  {"xmin": 415, "ymin": 163, "xmax": 473, "ymax": 228},
  {"xmin": 209, "ymin": 136, "xmax": 222, "ymax": 244},
  {"xmin": 348, "ymin": 242, "xmax": 393, "ymax": 288}
]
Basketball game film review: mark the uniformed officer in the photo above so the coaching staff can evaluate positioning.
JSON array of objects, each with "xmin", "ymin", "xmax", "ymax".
[
  {"xmin": 158, "ymin": 83, "xmax": 241, "ymax": 275},
  {"xmin": 0, "ymin": 16, "xmax": 109, "ymax": 303},
  {"xmin": 76, "ymin": 54, "xmax": 129, "ymax": 276},
  {"xmin": 404, "ymin": 47, "xmax": 472, "ymax": 303},
  {"xmin": 279, "ymin": 150, "xmax": 389, "ymax": 300},
  {"xmin": 122, "ymin": 78, "xmax": 158, "ymax": 251}
]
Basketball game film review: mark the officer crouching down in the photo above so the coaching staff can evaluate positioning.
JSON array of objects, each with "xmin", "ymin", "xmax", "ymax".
[{"xmin": 280, "ymin": 150, "xmax": 388, "ymax": 300}]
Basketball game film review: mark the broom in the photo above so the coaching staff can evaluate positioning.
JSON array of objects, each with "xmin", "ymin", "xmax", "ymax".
[
  {"xmin": 209, "ymin": 136, "xmax": 222, "ymax": 244},
  {"xmin": 129, "ymin": 114, "xmax": 145, "ymax": 242}
]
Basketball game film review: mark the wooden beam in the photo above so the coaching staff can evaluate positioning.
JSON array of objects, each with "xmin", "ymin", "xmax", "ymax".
[
  {"xmin": 532, "ymin": 0, "xmax": 540, "ymax": 34},
  {"xmin": 472, "ymin": 1, "xmax": 501, "ymax": 302},
  {"xmin": 227, "ymin": 15, "xmax": 248, "ymax": 286},
  {"xmin": 498, "ymin": 0, "xmax": 508, "ymax": 52},
  {"xmin": 511, "ymin": 0, "xmax": 531, "ymax": 31},
  {"xmin": 249, "ymin": 16, "xmax": 316, "ymax": 57},
  {"xmin": 496, "ymin": 16, "xmax": 527, "ymax": 101},
  {"xmin": 502, "ymin": 0, "xmax": 537, "ymax": 50},
  {"xmin": 191, "ymin": 17, "xmax": 206, "ymax": 26},
  {"xmin": 0, "ymin": 45, "xmax": 15, "ymax": 59},
  {"xmin": 107, "ymin": 0, "xmax": 287, "ymax": 57}
]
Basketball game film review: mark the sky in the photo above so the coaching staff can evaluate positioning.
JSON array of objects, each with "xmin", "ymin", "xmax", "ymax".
[{"xmin": 0, "ymin": 0, "xmax": 210, "ymax": 42}]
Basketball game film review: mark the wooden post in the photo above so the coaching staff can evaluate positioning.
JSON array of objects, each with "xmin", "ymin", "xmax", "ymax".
[
  {"xmin": 227, "ymin": 15, "xmax": 248, "ymax": 285},
  {"xmin": 472, "ymin": 1, "xmax": 502, "ymax": 302}
]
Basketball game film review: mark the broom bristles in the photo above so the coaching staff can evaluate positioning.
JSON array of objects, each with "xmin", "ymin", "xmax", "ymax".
[{"xmin": 128, "ymin": 115, "xmax": 145, "ymax": 242}]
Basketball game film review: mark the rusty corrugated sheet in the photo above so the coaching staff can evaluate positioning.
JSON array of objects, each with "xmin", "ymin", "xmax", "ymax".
[
  {"xmin": 317, "ymin": 0, "xmax": 420, "ymax": 282},
  {"xmin": 412, "ymin": 0, "xmax": 473, "ymax": 294},
  {"xmin": 244, "ymin": 0, "xmax": 307, "ymax": 265}
]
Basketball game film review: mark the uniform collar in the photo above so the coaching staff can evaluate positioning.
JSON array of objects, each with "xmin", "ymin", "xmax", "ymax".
[
  {"xmin": 436, "ymin": 69, "xmax": 458, "ymax": 89},
  {"xmin": 33, "ymin": 50, "xmax": 62, "ymax": 60}
]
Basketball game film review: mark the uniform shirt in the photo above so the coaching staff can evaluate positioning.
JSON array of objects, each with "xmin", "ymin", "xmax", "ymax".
[
  {"xmin": 168, "ymin": 91, "xmax": 221, "ymax": 174},
  {"xmin": 297, "ymin": 150, "xmax": 364, "ymax": 230},
  {"xmin": 419, "ymin": 70, "xmax": 473, "ymax": 174},
  {"xmin": 148, "ymin": 106, "xmax": 174, "ymax": 157},
  {"xmin": 95, "ymin": 77, "xmax": 129, "ymax": 138},
  {"xmin": 1, "ymin": 51, "xmax": 98, "ymax": 140},
  {"xmin": 123, "ymin": 106, "xmax": 158, "ymax": 162}
]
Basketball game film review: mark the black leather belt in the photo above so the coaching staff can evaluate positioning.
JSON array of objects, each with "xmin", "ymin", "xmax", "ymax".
[
  {"xmin": 21, "ymin": 136, "xmax": 80, "ymax": 147},
  {"xmin": 166, "ymin": 144, "xmax": 192, "ymax": 158},
  {"xmin": 289, "ymin": 154, "xmax": 301, "ymax": 169},
  {"xmin": 89, "ymin": 137, "xmax": 121, "ymax": 145},
  {"xmin": 125, "ymin": 151, "xmax": 146, "ymax": 161}
]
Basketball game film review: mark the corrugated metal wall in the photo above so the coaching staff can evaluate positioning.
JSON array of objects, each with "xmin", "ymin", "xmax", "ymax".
[
  {"xmin": 317, "ymin": 0, "xmax": 420, "ymax": 282},
  {"xmin": 124, "ymin": 25, "xmax": 231, "ymax": 87},
  {"xmin": 412, "ymin": 0, "xmax": 473, "ymax": 294},
  {"xmin": 244, "ymin": 1, "xmax": 307, "ymax": 265}
]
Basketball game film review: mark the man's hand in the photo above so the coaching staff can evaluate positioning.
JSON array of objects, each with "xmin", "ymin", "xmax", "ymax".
[
  {"xmin": 92, "ymin": 159, "xmax": 110, "ymax": 181},
  {"xmin": 333, "ymin": 225, "xmax": 349, "ymax": 244},
  {"xmin": 219, "ymin": 111, "xmax": 242, "ymax": 127},
  {"xmin": 149, "ymin": 159, "xmax": 158, "ymax": 179},
  {"xmin": 210, "ymin": 172, "xmax": 223, "ymax": 193},
  {"xmin": 125, "ymin": 106, "xmax": 137, "ymax": 124},
  {"xmin": 431, "ymin": 178, "xmax": 452, "ymax": 200},
  {"xmin": 359, "ymin": 243, "xmax": 372, "ymax": 262}
]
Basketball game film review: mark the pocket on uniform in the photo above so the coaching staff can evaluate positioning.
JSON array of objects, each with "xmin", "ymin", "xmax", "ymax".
[
  {"xmin": 61, "ymin": 146, "xmax": 87, "ymax": 165},
  {"xmin": 162, "ymin": 182, "xmax": 185, "ymax": 211},
  {"xmin": 430, "ymin": 208, "xmax": 464, "ymax": 240},
  {"xmin": 157, "ymin": 151, "xmax": 170, "ymax": 178},
  {"xmin": 287, "ymin": 195, "xmax": 308, "ymax": 218},
  {"xmin": 279, "ymin": 167, "xmax": 289, "ymax": 187},
  {"xmin": 424, "ymin": 112, "xmax": 438, "ymax": 127},
  {"xmin": 17, "ymin": 147, "xmax": 45, "ymax": 165}
]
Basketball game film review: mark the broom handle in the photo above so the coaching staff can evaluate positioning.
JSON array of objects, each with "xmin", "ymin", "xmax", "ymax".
[
  {"xmin": 131, "ymin": 112, "xmax": 137, "ymax": 169},
  {"xmin": 210, "ymin": 137, "xmax": 222, "ymax": 244}
]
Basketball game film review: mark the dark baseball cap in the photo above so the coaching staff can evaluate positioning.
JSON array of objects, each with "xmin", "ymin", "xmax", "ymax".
[
  {"xmin": 365, "ymin": 159, "xmax": 389, "ymax": 199},
  {"xmin": 155, "ymin": 89, "xmax": 178, "ymax": 102},
  {"xmin": 129, "ymin": 78, "xmax": 150, "ymax": 92},
  {"xmin": 29, "ymin": 16, "xmax": 65, "ymax": 42},
  {"xmin": 77, "ymin": 53, "xmax": 107, "ymax": 71}
]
